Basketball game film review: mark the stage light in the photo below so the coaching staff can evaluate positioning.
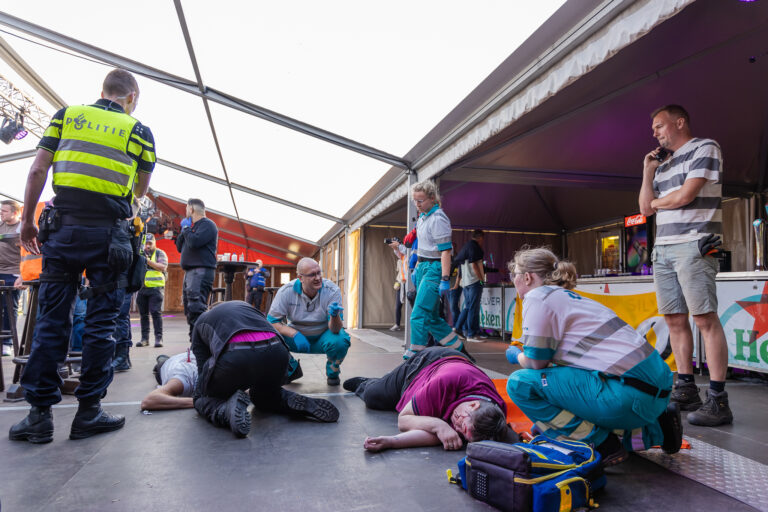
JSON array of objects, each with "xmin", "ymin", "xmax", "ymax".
[{"xmin": 0, "ymin": 114, "xmax": 27, "ymax": 144}]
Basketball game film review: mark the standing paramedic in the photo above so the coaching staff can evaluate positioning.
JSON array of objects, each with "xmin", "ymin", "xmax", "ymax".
[
  {"xmin": 639, "ymin": 105, "xmax": 732, "ymax": 427},
  {"xmin": 136, "ymin": 233, "xmax": 167, "ymax": 347},
  {"xmin": 402, "ymin": 180, "xmax": 462, "ymax": 359},
  {"xmin": 11, "ymin": 69, "xmax": 155, "ymax": 443},
  {"xmin": 176, "ymin": 198, "xmax": 218, "ymax": 340}
]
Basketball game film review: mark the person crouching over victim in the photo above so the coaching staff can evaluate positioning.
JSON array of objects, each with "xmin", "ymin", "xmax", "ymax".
[
  {"xmin": 505, "ymin": 248, "xmax": 683, "ymax": 466},
  {"xmin": 192, "ymin": 301, "xmax": 339, "ymax": 438},
  {"xmin": 344, "ymin": 346, "xmax": 514, "ymax": 452},
  {"xmin": 268, "ymin": 258, "xmax": 350, "ymax": 386}
]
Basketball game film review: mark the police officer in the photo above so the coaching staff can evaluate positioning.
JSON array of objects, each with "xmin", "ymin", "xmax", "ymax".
[
  {"xmin": 136, "ymin": 233, "xmax": 167, "ymax": 347},
  {"xmin": 11, "ymin": 69, "xmax": 156, "ymax": 443}
]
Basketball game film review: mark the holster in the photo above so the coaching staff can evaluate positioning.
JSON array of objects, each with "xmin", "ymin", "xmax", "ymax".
[
  {"xmin": 107, "ymin": 220, "xmax": 133, "ymax": 273},
  {"xmin": 37, "ymin": 206, "xmax": 61, "ymax": 244}
]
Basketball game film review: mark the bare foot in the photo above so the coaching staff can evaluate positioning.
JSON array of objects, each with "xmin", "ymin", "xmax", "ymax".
[{"xmin": 364, "ymin": 436, "xmax": 394, "ymax": 452}]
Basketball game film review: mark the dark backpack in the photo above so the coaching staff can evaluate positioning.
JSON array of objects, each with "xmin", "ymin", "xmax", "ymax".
[{"xmin": 448, "ymin": 436, "xmax": 606, "ymax": 512}]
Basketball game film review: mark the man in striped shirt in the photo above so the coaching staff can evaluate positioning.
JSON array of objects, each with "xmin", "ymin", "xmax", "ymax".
[{"xmin": 639, "ymin": 105, "xmax": 732, "ymax": 427}]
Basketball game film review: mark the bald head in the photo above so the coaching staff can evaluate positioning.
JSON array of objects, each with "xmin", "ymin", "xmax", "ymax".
[
  {"xmin": 297, "ymin": 257, "xmax": 318, "ymax": 274},
  {"xmin": 297, "ymin": 257, "xmax": 322, "ymax": 296}
]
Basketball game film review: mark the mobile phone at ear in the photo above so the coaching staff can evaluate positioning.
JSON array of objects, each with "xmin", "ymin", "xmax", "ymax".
[{"xmin": 655, "ymin": 148, "xmax": 669, "ymax": 162}]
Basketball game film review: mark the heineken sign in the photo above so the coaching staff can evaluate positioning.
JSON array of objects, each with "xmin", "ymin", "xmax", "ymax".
[{"xmin": 719, "ymin": 281, "xmax": 768, "ymax": 370}]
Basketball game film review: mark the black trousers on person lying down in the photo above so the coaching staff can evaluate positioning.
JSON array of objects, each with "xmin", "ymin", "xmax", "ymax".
[
  {"xmin": 355, "ymin": 346, "xmax": 471, "ymax": 410},
  {"xmin": 194, "ymin": 339, "xmax": 297, "ymax": 424}
]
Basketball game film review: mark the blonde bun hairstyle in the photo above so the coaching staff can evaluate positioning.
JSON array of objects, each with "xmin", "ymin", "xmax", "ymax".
[{"xmin": 508, "ymin": 247, "xmax": 578, "ymax": 290}]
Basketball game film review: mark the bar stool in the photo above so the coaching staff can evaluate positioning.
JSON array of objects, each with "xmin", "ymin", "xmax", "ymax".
[
  {"xmin": 208, "ymin": 288, "xmax": 225, "ymax": 306},
  {"xmin": 4, "ymin": 281, "xmax": 82, "ymax": 401},
  {"xmin": 0, "ymin": 284, "xmax": 21, "ymax": 393}
]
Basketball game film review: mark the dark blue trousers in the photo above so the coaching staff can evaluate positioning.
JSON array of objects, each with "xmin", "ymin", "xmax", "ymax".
[
  {"xmin": 456, "ymin": 281, "xmax": 483, "ymax": 337},
  {"xmin": 22, "ymin": 225, "xmax": 120, "ymax": 406}
]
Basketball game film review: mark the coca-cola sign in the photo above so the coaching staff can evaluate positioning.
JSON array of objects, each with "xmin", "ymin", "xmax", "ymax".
[{"xmin": 624, "ymin": 214, "xmax": 647, "ymax": 227}]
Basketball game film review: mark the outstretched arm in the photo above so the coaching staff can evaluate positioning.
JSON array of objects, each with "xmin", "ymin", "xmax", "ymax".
[
  {"xmin": 141, "ymin": 379, "xmax": 192, "ymax": 411},
  {"xmin": 363, "ymin": 400, "xmax": 467, "ymax": 453},
  {"xmin": 364, "ymin": 430, "xmax": 442, "ymax": 452}
]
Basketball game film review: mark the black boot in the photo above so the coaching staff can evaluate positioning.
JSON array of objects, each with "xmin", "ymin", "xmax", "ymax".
[
  {"xmin": 111, "ymin": 344, "xmax": 132, "ymax": 372},
  {"xmin": 70, "ymin": 400, "xmax": 125, "ymax": 440},
  {"xmin": 215, "ymin": 390, "xmax": 251, "ymax": 438},
  {"xmin": 9, "ymin": 406, "xmax": 54, "ymax": 444},
  {"xmin": 281, "ymin": 389, "xmax": 339, "ymax": 423}
]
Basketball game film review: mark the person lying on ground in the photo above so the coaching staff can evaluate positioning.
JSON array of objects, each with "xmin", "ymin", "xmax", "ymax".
[
  {"xmin": 343, "ymin": 346, "xmax": 515, "ymax": 452},
  {"xmin": 193, "ymin": 301, "xmax": 340, "ymax": 438},
  {"xmin": 140, "ymin": 350, "xmax": 197, "ymax": 411},
  {"xmin": 505, "ymin": 247, "xmax": 683, "ymax": 466}
]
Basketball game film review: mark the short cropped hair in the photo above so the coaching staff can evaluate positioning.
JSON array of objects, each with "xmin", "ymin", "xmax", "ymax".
[
  {"xmin": 651, "ymin": 104, "xmax": 690, "ymax": 127},
  {"xmin": 472, "ymin": 229, "xmax": 485, "ymax": 240},
  {"xmin": 0, "ymin": 199, "xmax": 20, "ymax": 213},
  {"xmin": 411, "ymin": 180, "xmax": 440, "ymax": 203},
  {"xmin": 103, "ymin": 69, "xmax": 139, "ymax": 98},
  {"xmin": 187, "ymin": 198, "xmax": 205, "ymax": 214},
  {"xmin": 469, "ymin": 401, "xmax": 508, "ymax": 442}
]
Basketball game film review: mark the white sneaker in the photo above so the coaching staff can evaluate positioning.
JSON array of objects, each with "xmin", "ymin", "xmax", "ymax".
[
  {"xmin": 466, "ymin": 337, "xmax": 486, "ymax": 343},
  {"xmin": 2, "ymin": 345, "xmax": 12, "ymax": 357},
  {"xmin": 389, "ymin": 325, "xmax": 401, "ymax": 331}
]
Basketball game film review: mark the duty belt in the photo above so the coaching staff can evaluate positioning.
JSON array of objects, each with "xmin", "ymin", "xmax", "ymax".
[
  {"xmin": 60, "ymin": 214, "xmax": 116, "ymax": 227},
  {"xmin": 417, "ymin": 257, "xmax": 440, "ymax": 262}
]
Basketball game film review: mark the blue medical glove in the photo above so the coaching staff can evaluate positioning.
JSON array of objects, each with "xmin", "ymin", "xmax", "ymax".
[
  {"xmin": 328, "ymin": 302, "xmax": 344, "ymax": 317},
  {"xmin": 180, "ymin": 217, "xmax": 192, "ymax": 230},
  {"xmin": 292, "ymin": 332, "xmax": 310, "ymax": 352},
  {"xmin": 506, "ymin": 345, "xmax": 522, "ymax": 365},
  {"xmin": 438, "ymin": 280, "xmax": 450, "ymax": 294}
]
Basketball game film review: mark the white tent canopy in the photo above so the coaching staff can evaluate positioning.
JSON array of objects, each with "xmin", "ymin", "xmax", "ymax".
[{"xmin": 0, "ymin": 1, "xmax": 565, "ymax": 243}]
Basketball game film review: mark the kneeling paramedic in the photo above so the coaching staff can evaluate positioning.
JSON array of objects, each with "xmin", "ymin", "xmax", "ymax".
[
  {"xmin": 192, "ymin": 301, "xmax": 339, "ymax": 438},
  {"xmin": 268, "ymin": 257, "xmax": 350, "ymax": 386},
  {"xmin": 10, "ymin": 69, "xmax": 155, "ymax": 443}
]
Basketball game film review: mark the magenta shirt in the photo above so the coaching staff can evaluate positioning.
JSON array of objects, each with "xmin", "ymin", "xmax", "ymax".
[
  {"xmin": 396, "ymin": 357, "xmax": 506, "ymax": 421},
  {"xmin": 228, "ymin": 331, "xmax": 276, "ymax": 343}
]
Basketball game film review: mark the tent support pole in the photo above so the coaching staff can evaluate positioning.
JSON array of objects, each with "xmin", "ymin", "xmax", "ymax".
[{"xmin": 404, "ymin": 169, "xmax": 417, "ymax": 353}]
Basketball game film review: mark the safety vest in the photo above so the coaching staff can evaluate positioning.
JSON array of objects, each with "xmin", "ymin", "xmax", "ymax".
[
  {"xmin": 51, "ymin": 104, "xmax": 140, "ymax": 198},
  {"xmin": 19, "ymin": 202, "xmax": 46, "ymax": 281},
  {"xmin": 143, "ymin": 250, "xmax": 165, "ymax": 288}
]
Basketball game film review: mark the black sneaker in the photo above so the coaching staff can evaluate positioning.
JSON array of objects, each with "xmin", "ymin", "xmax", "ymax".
[
  {"xmin": 154, "ymin": 339, "xmax": 163, "ymax": 348},
  {"xmin": 342, "ymin": 377, "xmax": 368, "ymax": 392},
  {"xmin": 70, "ymin": 403, "xmax": 125, "ymax": 440},
  {"xmin": 224, "ymin": 390, "xmax": 251, "ymax": 438},
  {"xmin": 283, "ymin": 391, "xmax": 339, "ymax": 423},
  {"xmin": 327, "ymin": 375, "xmax": 341, "ymax": 386},
  {"xmin": 687, "ymin": 389, "xmax": 733, "ymax": 427},
  {"xmin": 658, "ymin": 402, "xmax": 683, "ymax": 454},
  {"xmin": 670, "ymin": 381, "xmax": 703, "ymax": 411},
  {"xmin": 9, "ymin": 406, "xmax": 54, "ymax": 444},
  {"xmin": 135, "ymin": 339, "xmax": 149, "ymax": 348},
  {"xmin": 596, "ymin": 433, "xmax": 629, "ymax": 467}
]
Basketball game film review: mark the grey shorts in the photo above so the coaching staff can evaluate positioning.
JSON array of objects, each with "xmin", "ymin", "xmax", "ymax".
[{"xmin": 652, "ymin": 240, "xmax": 719, "ymax": 315}]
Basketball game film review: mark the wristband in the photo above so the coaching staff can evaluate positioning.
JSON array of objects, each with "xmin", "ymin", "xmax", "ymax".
[{"xmin": 441, "ymin": 276, "xmax": 450, "ymax": 281}]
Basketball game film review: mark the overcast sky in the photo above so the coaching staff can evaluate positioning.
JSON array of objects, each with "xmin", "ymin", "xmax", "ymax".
[{"xmin": 0, "ymin": 0, "xmax": 566, "ymax": 241}]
